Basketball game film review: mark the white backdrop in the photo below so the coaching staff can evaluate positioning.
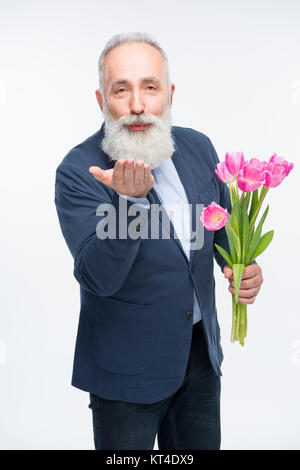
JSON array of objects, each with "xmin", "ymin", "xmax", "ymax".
[{"xmin": 1, "ymin": 0, "xmax": 299, "ymax": 450}]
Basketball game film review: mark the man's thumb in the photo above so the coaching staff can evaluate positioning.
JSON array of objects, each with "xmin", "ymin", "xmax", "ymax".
[
  {"xmin": 89, "ymin": 166, "xmax": 103, "ymax": 178},
  {"xmin": 89, "ymin": 166, "xmax": 113, "ymax": 187},
  {"xmin": 223, "ymin": 265, "xmax": 233, "ymax": 278}
]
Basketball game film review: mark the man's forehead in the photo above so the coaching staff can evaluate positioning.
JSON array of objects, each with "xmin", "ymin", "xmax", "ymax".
[{"xmin": 103, "ymin": 43, "xmax": 167, "ymax": 85}]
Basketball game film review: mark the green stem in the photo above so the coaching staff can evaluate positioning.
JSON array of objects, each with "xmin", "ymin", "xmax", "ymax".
[
  {"xmin": 249, "ymin": 186, "xmax": 269, "ymax": 228},
  {"xmin": 236, "ymin": 301, "xmax": 240, "ymax": 342},
  {"xmin": 228, "ymin": 182, "xmax": 233, "ymax": 209},
  {"xmin": 226, "ymin": 224, "xmax": 241, "ymax": 261},
  {"xmin": 230, "ymin": 294, "xmax": 237, "ymax": 342},
  {"xmin": 239, "ymin": 303, "xmax": 246, "ymax": 346},
  {"xmin": 235, "ymin": 175, "xmax": 240, "ymax": 199}
]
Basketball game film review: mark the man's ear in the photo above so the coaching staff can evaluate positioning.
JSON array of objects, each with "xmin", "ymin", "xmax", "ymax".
[
  {"xmin": 169, "ymin": 83, "xmax": 175, "ymax": 105},
  {"xmin": 95, "ymin": 89, "xmax": 103, "ymax": 111}
]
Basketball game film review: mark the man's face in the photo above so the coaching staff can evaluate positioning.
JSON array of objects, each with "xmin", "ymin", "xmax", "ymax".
[{"xmin": 96, "ymin": 42, "xmax": 176, "ymax": 169}]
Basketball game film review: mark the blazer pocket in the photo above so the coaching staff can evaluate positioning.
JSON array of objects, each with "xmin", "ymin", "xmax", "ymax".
[{"xmin": 93, "ymin": 297, "xmax": 156, "ymax": 376}]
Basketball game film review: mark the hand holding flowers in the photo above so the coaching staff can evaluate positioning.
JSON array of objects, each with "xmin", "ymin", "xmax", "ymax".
[
  {"xmin": 224, "ymin": 264, "xmax": 263, "ymax": 306},
  {"xmin": 200, "ymin": 151, "xmax": 294, "ymax": 346}
]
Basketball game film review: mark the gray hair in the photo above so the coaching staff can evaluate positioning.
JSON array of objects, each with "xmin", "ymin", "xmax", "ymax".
[{"xmin": 97, "ymin": 32, "xmax": 171, "ymax": 100}]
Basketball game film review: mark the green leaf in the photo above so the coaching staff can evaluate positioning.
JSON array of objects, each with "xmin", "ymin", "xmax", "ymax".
[
  {"xmin": 226, "ymin": 222, "xmax": 241, "ymax": 261},
  {"xmin": 232, "ymin": 213, "xmax": 239, "ymax": 235},
  {"xmin": 239, "ymin": 192, "xmax": 245, "ymax": 207},
  {"xmin": 251, "ymin": 230, "xmax": 274, "ymax": 259},
  {"xmin": 241, "ymin": 196, "xmax": 249, "ymax": 263},
  {"xmin": 232, "ymin": 263, "xmax": 245, "ymax": 304},
  {"xmin": 225, "ymin": 224, "xmax": 237, "ymax": 264},
  {"xmin": 231, "ymin": 185, "xmax": 238, "ymax": 207},
  {"xmin": 249, "ymin": 189, "xmax": 259, "ymax": 222},
  {"xmin": 245, "ymin": 191, "xmax": 251, "ymax": 211},
  {"xmin": 214, "ymin": 243, "xmax": 233, "ymax": 267},
  {"xmin": 245, "ymin": 204, "xmax": 269, "ymax": 265},
  {"xmin": 245, "ymin": 224, "xmax": 255, "ymax": 255},
  {"xmin": 230, "ymin": 200, "xmax": 240, "ymax": 237}
]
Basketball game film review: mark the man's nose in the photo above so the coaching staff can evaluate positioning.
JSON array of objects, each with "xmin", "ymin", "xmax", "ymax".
[{"xmin": 129, "ymin": 91, "xmax": 145, "ymax": 115}]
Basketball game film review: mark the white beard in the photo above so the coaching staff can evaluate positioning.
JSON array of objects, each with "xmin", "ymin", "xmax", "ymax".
[{"xmin": 100, "ymin": 101, "xmax": 176, "ymax": 169}]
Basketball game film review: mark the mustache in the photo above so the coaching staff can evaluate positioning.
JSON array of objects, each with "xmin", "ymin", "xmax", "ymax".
[{"xmin": 116, "ymin": 113, "xmax": 163, "ymax": 129}]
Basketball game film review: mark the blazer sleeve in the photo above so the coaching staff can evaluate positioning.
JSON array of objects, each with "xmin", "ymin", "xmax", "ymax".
[
  {"xmin": 206, "ymin": 138, "xmax": 257, "ymax": 272},
  {"xmin": 54, "ymin": 154, "xmax": 150, "ymax": 296}
]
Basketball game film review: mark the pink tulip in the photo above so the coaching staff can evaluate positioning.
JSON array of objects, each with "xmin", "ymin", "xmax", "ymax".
[
  {"xmin": 215, "ymin": 161, "xmax": 236, "ymax": 184},
  {"xmin": 263, "ymin": 162, "xmax": 289, "ymax": 187},
  {"xmin": 200, "ymin": 201, "xmax": 229, "ymax": 231},
  {"xmin": 225, "ymin": 152, "xmax": 245, "ymax": 176},
  {"xmin": 237, "ymin": 158, "xmax": 266, "ymax": 192},
  {"xmin": 262, "ymin": 153, "xmax": 294, "ymax": 187},
  {"xmin": 269, "ymin": 153, "xmax": 294, "ymax": 176}
]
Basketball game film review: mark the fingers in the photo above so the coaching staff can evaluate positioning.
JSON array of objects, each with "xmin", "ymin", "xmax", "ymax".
[
  {"xmin": 113, "ymin": 158, "xmax": 143, "ymax": 191},
  {"xmin": 241, "ymin": 264, "xmax": 261, "ymax": 279},
  {"xmin": 225, "ymin": 263, "xmax": 263, "ymax": 304},
  {"xmin": 89, "ymin": 166, "xmax": 114, "ymax": 187},
  {"xmin": 228, "ymin": 284, "xmax": 261, "ymax": 298},
  {"xmin": 123, "ymin": 158, "xmax": 134, "ymax": 186},
  {"xmin": 228, "ymin": 283, "xmax": 259, "ymax": 304},
  {"xmin": 229, "ymin": 278, "xmax": 262, "ymax": 290},
  {"xmin": 134, "ymin": 160, "xmax": 145, "ymax": 190},
  {"xmin": 225, "ymin": 264, "xmax": 263, "ymax": 288},
  {"xmin": 235, "ymin": 296, "xmax": 257, "ymax": 305},
  {"xmin": 144, "ymin": 163, "xmax": 153, "ymax": 187},
  {"xmin": 89, "ymin": 166, "xmax": 103, "ymax": 178},
  {"xmin": 112, "ymin": 160, "xmax": 125, "ymax": 188},
  {"xmin": 111, "ymin": 158, "xmax": 153, "ymax": 196},
  {"xmin": 90, "ymin": 158, "xmax": 154, "ymax": 196},
  {"xmin": 224, "ymin": 264, "xmax": 263, "ymax": 304},
  {"xmin": 229, "ymin": 272, "xmax": 263, "ymax": 290},
  {"xmin": 223, "ymin": 265, "xmax": 233, "ymax": 279}
]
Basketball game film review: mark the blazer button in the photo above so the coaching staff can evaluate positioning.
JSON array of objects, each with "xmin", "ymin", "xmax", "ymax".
[{"xmin": 186, "ymin": 311, "xmax": 193, "ymax": 319}]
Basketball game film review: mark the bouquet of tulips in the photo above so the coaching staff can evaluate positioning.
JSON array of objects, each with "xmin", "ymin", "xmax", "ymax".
[{"xmin": 200, "ymin": 152, "xmax": 294, "ymax": 346}]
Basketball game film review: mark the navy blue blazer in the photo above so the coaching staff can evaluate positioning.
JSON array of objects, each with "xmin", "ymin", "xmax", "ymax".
[{"xmin": 54, "ymin": 123, "xmax": 232, "ymax": 404}]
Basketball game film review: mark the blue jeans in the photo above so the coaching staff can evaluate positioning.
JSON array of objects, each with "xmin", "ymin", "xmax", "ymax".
[{"xmin": 88, "ymin": 320, "xmax": 221, "ymax": 450}]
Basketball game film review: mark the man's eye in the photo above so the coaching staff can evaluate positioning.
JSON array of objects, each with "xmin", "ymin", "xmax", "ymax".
[{"xmin": 115, "ymin": 86, "xmax": 156, "ymax": 94}]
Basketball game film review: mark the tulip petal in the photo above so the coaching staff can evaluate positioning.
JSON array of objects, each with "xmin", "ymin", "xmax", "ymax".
[{"xmin": 200, "ymin": 201, "xmax": 229, "ymax": 231}]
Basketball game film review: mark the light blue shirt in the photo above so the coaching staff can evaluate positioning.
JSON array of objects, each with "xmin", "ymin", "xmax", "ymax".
[{"xmin": 119, "ymin": 157, "xmax": 202, "ymax": 325}]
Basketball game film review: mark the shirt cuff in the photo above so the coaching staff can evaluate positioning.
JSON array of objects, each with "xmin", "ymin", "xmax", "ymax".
[{"xmin": 117, "ymin": 193, "xmax": 150, "ymax": 209}]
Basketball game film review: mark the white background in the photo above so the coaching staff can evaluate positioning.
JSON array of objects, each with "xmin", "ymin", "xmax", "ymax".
[{"xmin": 1, "ymin": 0, "xmax": 299, "ymax": 450}]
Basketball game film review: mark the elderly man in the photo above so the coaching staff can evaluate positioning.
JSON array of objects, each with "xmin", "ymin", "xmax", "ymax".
[{"xmin": 54, "ymin": 32, "xmax": 263, "ymax": 450}]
